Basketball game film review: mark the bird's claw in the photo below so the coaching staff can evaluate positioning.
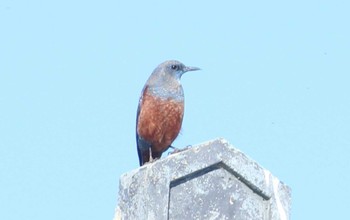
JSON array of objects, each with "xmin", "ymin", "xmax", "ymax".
[{"xmin": 144, "ymin": 157, "xmax": 159, "ymax": 165}]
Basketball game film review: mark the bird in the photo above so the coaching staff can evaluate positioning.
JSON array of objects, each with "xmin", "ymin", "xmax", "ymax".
[{"xmin": 136, "ymin": 60, "xmax": 200, "ymax": 166}]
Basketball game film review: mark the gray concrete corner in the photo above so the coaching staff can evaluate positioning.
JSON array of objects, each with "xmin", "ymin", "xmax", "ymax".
[{"xmin": 114, "ymin": 138, "xmax": 291, "ymax": 220}]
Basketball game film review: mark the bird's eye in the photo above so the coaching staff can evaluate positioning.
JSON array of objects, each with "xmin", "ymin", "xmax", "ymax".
[{"xmin": 171, "ymin": 65, "xmax": 178, "ymax": 70}]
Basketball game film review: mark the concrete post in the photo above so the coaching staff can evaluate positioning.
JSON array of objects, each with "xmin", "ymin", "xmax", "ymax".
[{"xmin": 114, "ymin": 138, "xmax": 291, "ymax": 220}]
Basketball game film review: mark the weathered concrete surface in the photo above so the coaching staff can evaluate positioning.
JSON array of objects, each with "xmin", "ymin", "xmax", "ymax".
[{"xmin": 114, "ymin": 138, "xmax": 291, "ymax": 220}]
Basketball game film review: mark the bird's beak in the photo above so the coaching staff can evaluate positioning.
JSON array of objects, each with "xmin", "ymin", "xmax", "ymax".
[{"xmin": 184, "ymin": 66, "xmax": 201, "ymax": 73}]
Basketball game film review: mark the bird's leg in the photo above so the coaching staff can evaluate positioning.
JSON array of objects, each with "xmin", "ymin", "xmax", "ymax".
[
  {"xmin": 149, "ymin": 148, "xmax": 154, "ymax": 163},
  {"xmin": 169, "ymin": 145, "xmax": 179, "ymax": 150},
  {"xmin": 168, "ymin": 145, "xmax": 192, "ymax": 155},
  {"xmin": 168, "ymin": 145, "xmax": 181, "ymax": 154},
  {"xmin": 144, "ymin": 148, "xmax": 159, "ymax": 164}
]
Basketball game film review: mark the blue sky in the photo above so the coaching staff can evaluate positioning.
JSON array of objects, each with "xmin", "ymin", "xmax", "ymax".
[{"xmin": 1, "ymin": 1, "xmax": 349, "ymax": 219}]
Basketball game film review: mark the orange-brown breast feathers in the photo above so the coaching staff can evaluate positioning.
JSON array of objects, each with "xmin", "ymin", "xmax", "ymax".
[{"xmin": 137, "ymin": 90, "xmax": 184, "ymax": 153}]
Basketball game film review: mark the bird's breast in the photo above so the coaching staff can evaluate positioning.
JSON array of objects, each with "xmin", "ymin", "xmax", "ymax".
[{"xmin": 137, "ymin": 91, "xmax": 184, "ymax": 152}]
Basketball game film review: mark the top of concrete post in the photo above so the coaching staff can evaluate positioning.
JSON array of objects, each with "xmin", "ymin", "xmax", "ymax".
[{"xmin": 115, "ymin": 138, "xmax": 291, "ymax": 220}]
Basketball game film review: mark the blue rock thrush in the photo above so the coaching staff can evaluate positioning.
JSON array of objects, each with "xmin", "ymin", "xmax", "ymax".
[{"xmin": 136, "ymin": 60, "xmax": 200, "ymax": 166}]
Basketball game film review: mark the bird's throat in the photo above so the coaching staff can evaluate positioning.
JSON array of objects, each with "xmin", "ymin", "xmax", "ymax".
[{"xmin": 148, "ymin": 84, "xmax": 184, "ymax": 101}]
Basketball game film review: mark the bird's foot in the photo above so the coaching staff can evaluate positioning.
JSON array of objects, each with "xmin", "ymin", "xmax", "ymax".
[
  {"xmin": 144, "ymin": 157, "xmax": 159, "ymax": 165},
  {"xmin": 168, "ymin": 145, "xmax": 192, "ymax": 155}
]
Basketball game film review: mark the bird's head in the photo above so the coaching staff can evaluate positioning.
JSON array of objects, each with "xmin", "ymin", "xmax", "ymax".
[
  {"xmin": 156, "ymin": 60, "xmax": 200, "ymax": 81},
  {"xmin": 145, "ymin": 60, "xmax": 200, "ymax": 98}
]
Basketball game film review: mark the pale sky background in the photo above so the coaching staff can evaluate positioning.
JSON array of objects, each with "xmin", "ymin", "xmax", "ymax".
[{"xmin": 1, "ymin": 1, "xmax": 349, "ymax": 219}]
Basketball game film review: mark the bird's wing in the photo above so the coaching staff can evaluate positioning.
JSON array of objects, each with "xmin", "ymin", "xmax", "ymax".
[{"xmin": 136, "ymin": 85, "xmax": 151, "ymax": 166}]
